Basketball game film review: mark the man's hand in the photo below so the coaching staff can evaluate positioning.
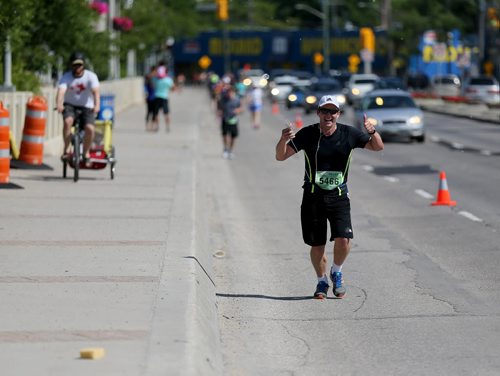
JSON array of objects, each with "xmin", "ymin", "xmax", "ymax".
[
  {"xmin": 281, "ymin": 124, "xmax": 295, "ymax": 142},
  {"xmin": 363, "ymin": 113, "xmax": 376, "ymax": 135}
]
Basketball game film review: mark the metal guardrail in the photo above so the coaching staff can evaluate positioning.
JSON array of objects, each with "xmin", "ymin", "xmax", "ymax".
[{"xmin": 0, "ymin": 77, "xmax": 143, "ymax": 156}]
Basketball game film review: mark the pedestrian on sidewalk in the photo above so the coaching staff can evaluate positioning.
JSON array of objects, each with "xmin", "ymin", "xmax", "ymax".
[
  {"xmin": 152, "ymin": 62, "xmax": 175, "ymax": 132},
  {"xmin": 218, "ymin": 85, "xmax": 242, "ymax": 159},
  {"xmin": 144, "ymin": 65, "xmax": 156, "ymax": 131},
  {"xmin": 275, "ymin": 95, "xmax": 384, "ymax": 299}
]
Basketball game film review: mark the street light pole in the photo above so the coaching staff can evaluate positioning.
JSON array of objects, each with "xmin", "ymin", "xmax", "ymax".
[
  {"xmin": 322, "ymin": 0, "xmax": 330, "ymax": 74},
  {"xmin": 295, "ymin": 2, "xmax": 330, "ymax": 74}
]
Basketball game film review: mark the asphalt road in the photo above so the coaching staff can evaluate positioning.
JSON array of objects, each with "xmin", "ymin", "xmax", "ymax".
[{"xmin": 211, "ymin": 98, "xmax": 500, "ymax": 375}]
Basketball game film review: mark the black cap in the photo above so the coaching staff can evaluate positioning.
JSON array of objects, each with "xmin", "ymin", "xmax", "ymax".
[{"xmin": 69, "ymin": 51, "xmax": 85, "ymax": 65}]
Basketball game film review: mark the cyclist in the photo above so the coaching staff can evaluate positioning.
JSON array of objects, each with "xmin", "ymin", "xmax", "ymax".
[{"xmin": 56, "ymin": 52, "xmax": 100, "ymax": 163}]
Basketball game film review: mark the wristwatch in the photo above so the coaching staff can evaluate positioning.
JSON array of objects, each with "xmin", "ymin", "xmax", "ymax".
[{"xmin": 368, "ymin": 129, "xmax": 376, "ymax": 135}]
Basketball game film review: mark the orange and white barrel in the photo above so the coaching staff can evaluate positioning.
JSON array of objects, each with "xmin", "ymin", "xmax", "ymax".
[
  {"xmin": 19, "ymin": 96, "xmax": 48, "ymax": 165},
  {"xmin": 0, "ymin": 101, "xmax": 11, "ymax": 183}
]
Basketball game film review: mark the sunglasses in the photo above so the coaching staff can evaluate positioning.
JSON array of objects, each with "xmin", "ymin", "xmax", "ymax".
[
  {"xmin": 72, "ymin": 64, "xmax": 83, "ymax": 68},
  {"xmin": 318, "ymin": 108, "xmax": 339, "ymax": 115}
]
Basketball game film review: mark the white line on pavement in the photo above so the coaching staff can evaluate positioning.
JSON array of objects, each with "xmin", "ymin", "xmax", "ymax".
[
  {"xmin": 415, "ymin": 189, "xmax": 434, "ymax": 200},
  {"xmin": 458, "ymin": 211, "xmax": 483, "ymax": 222},
  {"xmin": 383, "ymin": 176, "xmax": 399, "ymax": 183},
  {"xmin": 363, "ymin": 165, "xmax": 374, "ymax": 172}
]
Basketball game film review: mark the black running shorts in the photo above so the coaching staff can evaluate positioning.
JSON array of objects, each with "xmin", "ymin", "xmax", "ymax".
[
  {"xmin": 221, "ymin": 120, "xmax": 239, "ymax": 138},
  {"xmin": 300, "ymin": 189, "xmax": 353, "ymax": 246},
  {"xmin": 63, "ymin": 104, "xmax": 96, "ymax": 127}
]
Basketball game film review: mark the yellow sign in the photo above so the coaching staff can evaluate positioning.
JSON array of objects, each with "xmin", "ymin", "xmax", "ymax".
[
  {"xmin": 348, "ymin": 54, "xmax": 360, "ymax": 73},
  {"xmin": 348, "ymin": 54, "xmax": 360, "ymax": 65},
  {"xmin": 359, "ymin": 27, "xmax": 375, "ymax": 52},
  {"xmin": 313, "ymin": 52, "xmax": 324, "ymax": 65},
  {"xmin": 198, "ymin": 55, "xmax": 211, "ymax": 70}
]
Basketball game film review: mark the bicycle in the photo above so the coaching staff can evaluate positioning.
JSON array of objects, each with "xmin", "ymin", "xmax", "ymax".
[{"xmin": 61, "ymin": 107, "xmax": 116, "ymax": 182}]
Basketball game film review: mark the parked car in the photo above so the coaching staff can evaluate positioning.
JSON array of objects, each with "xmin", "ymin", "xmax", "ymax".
[
  {"xmin": 354, "ymin": 89, "xmax": 425, "ymax": 143},
  {"xmin": 431, "ymin": 74, "xmax": 461, "ymax": 97},
  {"xmin": 303, "ymin": 78, "xmax": 346, "ymax": 114},
  {"xmin": 346, "ymin": 73, "xmax": 379, "ymax": 105},
  {"xmin": 464, "ymin": 76, "xmax": 500, "ymax": 106}
]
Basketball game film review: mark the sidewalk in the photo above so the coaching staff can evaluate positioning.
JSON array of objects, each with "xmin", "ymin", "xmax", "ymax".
[
  {"xmin": 0, "ymin": 86, "xmax": 222, "ymax": 375},
  {"xmin": 414, "ymin": 97, "xmax": 500, "ymax": 124}
]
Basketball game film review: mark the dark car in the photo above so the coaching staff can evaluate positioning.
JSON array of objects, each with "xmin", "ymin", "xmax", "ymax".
[
  {"xmin": 303, "ymin": 78, "xmax": 346, "ymax": 114},
  {"xmin": 374, "ymin": 76, "xmax": 407, "ymax": 90},
  {"xmin": 286, "ymin": 84, "xmax": 312, "ymax": 109}
]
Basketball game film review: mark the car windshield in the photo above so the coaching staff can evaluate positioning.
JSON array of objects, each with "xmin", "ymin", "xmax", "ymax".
[
  {"xmin": 354, "ymin": 79, "xmax": 377, "ymax": 84},
  {"xmin": 469, "ymin": 78, "xmax": 495, "ymax": 85},
  {"xmin": 366, "ymin": 95, "xmax": 417, "ymax": 109}
]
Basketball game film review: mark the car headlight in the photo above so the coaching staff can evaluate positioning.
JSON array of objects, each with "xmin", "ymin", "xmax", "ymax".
[
  {"xmin": 336, "ymin": 95, "xmax": 346, "ymax": 105},
  {"xmin": 352, "ymin": 88, "xmax": 360, "ymax": 96},
  {"xmin": 408, "ymin": 116, "xmax": 422, "ymax": 125},
  {"xmin": 243, "ymin": 78, "xmax": 252, "ymax": 86},
  {"xmin": 288, "ymin": 94, "xmax": 297, "ymax": 102},
  {"xmin": 306, "ymin": 96, "xmax": 317, "ymax": 104},
  {"xmin": 271, "ymin": 88, "xmax": 279, "ymax": 96},
  {"xmin": 259, "ymin": 78, "xmax": 268, "ymax": 87}
]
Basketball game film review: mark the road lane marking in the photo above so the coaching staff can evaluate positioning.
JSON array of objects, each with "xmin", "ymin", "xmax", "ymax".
[
  {"xmin": 458, "ymin": 211, "xmax": 483, "ymax": 222},
  {"xmin": 363, "ymin": 165, "xmax": 374, "ymax": 172},
  {"xmin": 383, "ymin": 176, "xmax": 399, "ymax": 183},
  {"xmin": 415, "ymin": 189, "xmax": 434, "ymax": 200}
]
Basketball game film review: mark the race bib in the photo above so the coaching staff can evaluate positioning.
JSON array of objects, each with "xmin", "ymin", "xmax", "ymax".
[{"xmin": 315, "ymin": 171, "xmax": 344, "ymax": 190}]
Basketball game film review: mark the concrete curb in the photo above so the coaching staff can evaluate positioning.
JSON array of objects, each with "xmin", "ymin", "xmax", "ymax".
[
  {"xmin": 144, "ymin": 100, "xmax": 222, "ymax": 375},
  {"xmin": 415, "ymin": 99, "xmax": 500, "ymax": 125}
]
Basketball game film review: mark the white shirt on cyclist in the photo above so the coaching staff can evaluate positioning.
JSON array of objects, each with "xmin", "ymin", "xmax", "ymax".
[{"xmin": 58, "ymin": 70, "xmax": 100, "ymax": 109}]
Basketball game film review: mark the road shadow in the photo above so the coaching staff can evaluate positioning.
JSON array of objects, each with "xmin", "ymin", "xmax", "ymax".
[{"xmin": 217, "ymin": 293, "xmax": 317, "ymax": 301}]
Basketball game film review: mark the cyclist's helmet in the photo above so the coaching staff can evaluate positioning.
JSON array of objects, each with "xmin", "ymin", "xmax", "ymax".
[{"xmin": 69, "ymin": 52, "xmax": 85, "ymax": 66}]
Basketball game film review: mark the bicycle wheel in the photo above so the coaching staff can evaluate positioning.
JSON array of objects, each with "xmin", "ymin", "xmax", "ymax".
[{"xmin": 73, "ymin": 133, "xmax": 80, "ymax": 182}]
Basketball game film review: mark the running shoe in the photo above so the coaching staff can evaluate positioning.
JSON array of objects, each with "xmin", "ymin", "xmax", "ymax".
[
  {"xmin": 313, "ymin": 281, "xmax": 329, "ymax": 299},
  {"xmin": 330, "ymin": 271, "xmax": 346, "ymax": 298}
]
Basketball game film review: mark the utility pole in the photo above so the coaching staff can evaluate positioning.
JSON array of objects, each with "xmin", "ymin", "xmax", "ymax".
[
  {"xmin": 295, "ymin": 2, "xmax": 330, "ymax": 74},
  {"xmin": 322, "ymin": 0, "xmax": 330, "ymax": 74},
  {"xmin": 108, "ymin": 0, "xmax": 120, "ymax": 79},
  {"xmin": 380, "ymin": 0, "xmax": 394, "ymax": 75},
  {"xmin": 1, "ymin": 36, "xmax": 15, "ymax": 91}
]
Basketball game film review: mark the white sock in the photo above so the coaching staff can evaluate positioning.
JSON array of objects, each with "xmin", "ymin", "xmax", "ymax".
[
  {"xmin": 331, "ymin": 263, "xmax": 342, "ymax": 274},
  {"xmin": 318, "ymin": 275, "xmax": 328, "ymax": 284}
]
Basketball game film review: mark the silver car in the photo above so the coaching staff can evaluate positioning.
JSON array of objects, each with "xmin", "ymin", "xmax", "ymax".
[
  {"xmin": 355, "ymin": 89, "xmax": 425, "ymax": 143},
  {"xmin": 464, "ymin": 76, "xmax": 500, "ymax": 106}
]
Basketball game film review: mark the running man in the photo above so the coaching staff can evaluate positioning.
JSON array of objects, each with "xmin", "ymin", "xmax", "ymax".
[{"xmin": 275, "ymin": 95, "xmax": 384, "ymax": 299}]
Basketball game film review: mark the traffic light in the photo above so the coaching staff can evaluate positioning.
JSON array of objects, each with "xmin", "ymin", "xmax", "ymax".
[
  {"xmin": 487, "ymin": 7, "xmax": 500, "ymax": 29},
  {"xmin": 359, "ymin": 27, "xmax": 375, "ymax": 52},
  {"xmin": 217, "ymin": 0, "xmax": 228, "ymax": 21}
]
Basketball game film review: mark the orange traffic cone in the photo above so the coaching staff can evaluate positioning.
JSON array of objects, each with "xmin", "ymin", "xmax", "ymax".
[
  {"xmin": 294, "ymin": 112, "xmax": 303, "ymax": 129},
  {"xmin": 432, "ymin": 171, "xmax": 456, "ymax": 206},
  {"xmin": 272, "ymin": 102, "xmax": 279, "ymax": 115}
]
